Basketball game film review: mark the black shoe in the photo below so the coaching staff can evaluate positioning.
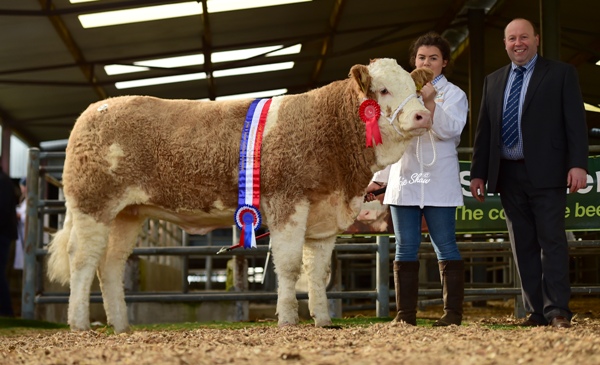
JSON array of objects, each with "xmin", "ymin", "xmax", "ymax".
[{"xmin": 550, "ymin": 316, "xmax": 571, "ymax": 328}]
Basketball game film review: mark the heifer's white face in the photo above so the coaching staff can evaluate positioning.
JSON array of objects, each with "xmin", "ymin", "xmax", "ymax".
[{"xmin": 367, "ymin": 58, "xmax": 432, "ymax": 169}]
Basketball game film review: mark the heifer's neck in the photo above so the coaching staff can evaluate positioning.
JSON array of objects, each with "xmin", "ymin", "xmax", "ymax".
[
  {"xmin": 307, "ymin": 79, "xmax": 378, "ymax": 199},
  {"xmin": 372, "ymin": 137, "xmax": 412, "ymax": 172}
]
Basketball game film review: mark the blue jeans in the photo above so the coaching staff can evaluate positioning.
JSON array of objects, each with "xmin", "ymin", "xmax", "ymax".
[{"xmin": 390, "ymin": 205, "xmax": 461, "ymax": 262}]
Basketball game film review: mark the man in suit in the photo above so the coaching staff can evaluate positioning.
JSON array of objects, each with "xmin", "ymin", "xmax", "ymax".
[{"xmin": 470, "ymin": 18, "xmax": 588, "ymax": 328}]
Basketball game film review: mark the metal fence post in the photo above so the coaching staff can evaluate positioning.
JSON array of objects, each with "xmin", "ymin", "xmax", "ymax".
[
  {"xmin": 376, "ymin": 235, "xmax": 390, "ymax": 317},
  {"xmin": 21, "ymin": 148, "xmax": 40, "ymax": 319}
]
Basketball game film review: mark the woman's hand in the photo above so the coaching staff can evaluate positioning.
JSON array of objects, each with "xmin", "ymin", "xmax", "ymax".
[
  {"xmin": 419, "ymin": 82, "xmax": 437, "ymax": 117},
  {"xmin": 364, "ymin": 181, "xmax": 386, "ymax": 203}
]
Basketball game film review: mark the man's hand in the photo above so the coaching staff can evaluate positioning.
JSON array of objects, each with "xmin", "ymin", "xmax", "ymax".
[
  {"xmin": 567, "ymin": 167, "xmax": 587, "ymax": 193},
  {"xmin": 469, "ymin": 178, "xmax": 486, "ymax": 203}
]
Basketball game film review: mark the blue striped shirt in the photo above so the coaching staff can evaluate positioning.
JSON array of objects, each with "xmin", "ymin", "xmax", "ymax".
[
  {"xmin": 501, "ymin": 54, "xmax": 538, "ymax": 160},
  {"xmin": 432, "ymin": 73, "xmax": 444, "ymax": 85}
]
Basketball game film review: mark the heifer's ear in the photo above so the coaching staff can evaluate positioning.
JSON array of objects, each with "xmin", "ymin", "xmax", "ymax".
[
  {"xmin": 410, "ymin": 68, "xmax": 434, "ymax": 91},
  {"xmin": 350, "ymin": 64, "xmax": 371, "ymax": 96}
]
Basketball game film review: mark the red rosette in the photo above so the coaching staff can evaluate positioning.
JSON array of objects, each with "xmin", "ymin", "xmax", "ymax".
[
  {"xmin": 359, "ymin": 99, "xmax": 383, "ymax": 147},
  {"xmin": 359, "ymin": 99, "xmax": 381, "ymax": 123}
]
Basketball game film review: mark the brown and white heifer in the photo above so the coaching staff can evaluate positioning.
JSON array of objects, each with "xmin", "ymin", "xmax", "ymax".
[{"xmin": 47, "ymin": 58, "xmax": 432, "ymax": 333}]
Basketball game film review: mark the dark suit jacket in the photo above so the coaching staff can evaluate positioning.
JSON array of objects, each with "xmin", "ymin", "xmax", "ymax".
[{"xmin": 471, "ymin": 56, "xmax": 588, "ymax": 192}]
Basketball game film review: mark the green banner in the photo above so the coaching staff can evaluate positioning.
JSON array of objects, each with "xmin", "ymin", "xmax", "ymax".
[
  {"xmin": 457, "ymin": 156, "xmax": 600, "ymax": 233},
  {"xmin": 343, "ymin": 156, "xmax": 600, "ymax": 235}
]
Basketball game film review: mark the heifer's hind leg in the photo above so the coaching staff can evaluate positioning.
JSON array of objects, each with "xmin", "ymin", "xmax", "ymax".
[
  {"xmin": 303, "ymin": 235, "xmax": 336, "ymax": 327},
  {"xmin": 97, "ymin": 211, "xmax": 144, "ymax": 334},
  {"xmin": 68, "ymin": 211, "xmax": 111, "ymax": 331}
]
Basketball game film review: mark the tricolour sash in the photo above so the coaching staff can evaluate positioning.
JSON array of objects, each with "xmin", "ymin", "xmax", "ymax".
[{"xmin": 233, "ymin": 98, "xmax": 271, "ymax": 249}]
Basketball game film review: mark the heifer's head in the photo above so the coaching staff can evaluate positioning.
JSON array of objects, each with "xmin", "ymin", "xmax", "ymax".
[{"xmin": 350, "ymin": 58, "xmax": 433, "ymax": 169}]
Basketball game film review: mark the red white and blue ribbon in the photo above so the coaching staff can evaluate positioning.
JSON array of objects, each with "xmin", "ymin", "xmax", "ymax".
[{"xmin": 233, "ymin": 98, "xmax": 271, "ymax": 249}]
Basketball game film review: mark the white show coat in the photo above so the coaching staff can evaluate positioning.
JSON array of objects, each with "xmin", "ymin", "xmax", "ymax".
[{"xmin": 373, "ymin": 75, "xmax": 468, "ymax": 208}]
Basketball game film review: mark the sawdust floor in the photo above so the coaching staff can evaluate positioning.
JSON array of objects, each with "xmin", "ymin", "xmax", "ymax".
[{"xmin": 2, "ymin": 297, "xmax": 600, "ymax": 365}]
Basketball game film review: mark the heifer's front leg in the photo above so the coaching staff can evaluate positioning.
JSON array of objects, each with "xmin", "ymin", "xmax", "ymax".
[
  {"xmin": 97, "ymin": 213, "xmax": 144, "ymax": 334},
  {"xmin": 68, "ymin": 211, "xmax": 111, "ymax": 331},
  {"xmin": 270, "ymin": 228, "xmax": 305, "ymax": 326},
  {"xmin": 303, "ymin": 235, "xmax": 336, "ymax": 327}
]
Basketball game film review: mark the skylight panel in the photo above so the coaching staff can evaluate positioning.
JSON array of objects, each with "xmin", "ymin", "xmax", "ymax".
[
  {"xmin": 207, "ymin": 0, "xmax": 312, "ymax": 13},
  {"xmin": 584, "ymin": 103, "xmax": 600, "ymax": 113},
  {"xmin": 104, "ymin": 44, "xmax": 301, "ymax": 76},
  {"xmin": 115, "ymin": 72, "xmax": 206, "ymax": 89},
  {"xmin": 212, "ymin": 62, "xmax": 294, "ymax": 78},
  {"xmin": 214, "ymin": 88, "xmax": 288, "ymax": 100},
  {"xmin": 268, "ymin": 44, "xmax": 302, "ymax": 57},
  {"xmin": 78, "ymin": 0, "xmax": 311, "ymax": 28},
  {"xmin": 79, "ymin": 3, "xmax": 202, "ymax": 28},
  {"xmin": 212, "ymin": 46, "xmax": 283, "ymax": 63},
  {"xmin": 135, "ymin": 54, "xmax": 205, "ymax": 69},
  {"xmin": 115, "ymin": 61, "xmax": 292, "ymax": 89},
  {"xmin": 104, "ymin": 64, "xmax": 149, "ymax": 76}
]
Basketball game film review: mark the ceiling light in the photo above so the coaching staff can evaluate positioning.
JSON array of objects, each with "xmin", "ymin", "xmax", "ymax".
[
  {"xmin": 584, "ymin": 103, "xmax": 600, "ymax": 113},
  {"xmin": 115, "ymin": 72, "xmax": 206, "ymax": 89},
  {"xmin": 214, "ymin": 88, "xmax": 288, "ymax": 101},
  {"xmin": 213, "ymin": 62, "xmax": 294, "ymax": 77},
  {"xmin": 79, "ymin": 0, "xmax": 311, "ymax": 28}
]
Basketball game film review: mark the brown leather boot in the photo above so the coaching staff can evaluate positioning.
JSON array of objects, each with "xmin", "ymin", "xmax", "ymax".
[
  {"xmin": 392, "ymin": 260, "xmax": 420, "ymax": 325},
  {"xmin": 433, "ymin": 260, "xmax": 464, "ymax": 326}
]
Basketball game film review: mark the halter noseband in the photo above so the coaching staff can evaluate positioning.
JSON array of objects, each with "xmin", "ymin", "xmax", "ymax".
[{"xmin": 381, "ymin": 93, "xmax": 422, "ymax": 137}]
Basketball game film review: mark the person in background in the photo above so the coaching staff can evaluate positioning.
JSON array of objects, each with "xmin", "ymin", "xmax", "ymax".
[
  {"xmin": 14, "ymin": 177, "xmax": 27, "ymax": 270},
  {"xmin": 0, "ymin": 166, "xmax": 18, "ymax": 317},
  {"xmin": 366, "ymin": 32, "xmax": 468, "ymax": 326},
  {"xmin": 469, "ymin": 18, "xmax": 588, "ymax": 329}
]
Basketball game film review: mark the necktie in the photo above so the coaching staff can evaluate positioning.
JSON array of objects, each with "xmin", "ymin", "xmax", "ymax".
[{"xmin": 501, "ymin": 67, "xmax": 525, "ymax": 148}]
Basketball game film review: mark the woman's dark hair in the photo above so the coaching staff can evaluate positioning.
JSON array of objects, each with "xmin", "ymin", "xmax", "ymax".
[{"xmin": 408, "ymin": 32, "xmax": 452, "ymax": 74}]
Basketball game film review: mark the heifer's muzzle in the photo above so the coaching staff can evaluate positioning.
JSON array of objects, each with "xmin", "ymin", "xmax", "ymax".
[{"xmin": 381, "ymin": 93, "xmax": 422, "ymax": 137}]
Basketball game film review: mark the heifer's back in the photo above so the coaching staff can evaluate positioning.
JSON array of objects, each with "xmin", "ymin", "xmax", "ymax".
[{"xmin": 64, "ymin": 96, "xmax": 252, "ymax": 219}]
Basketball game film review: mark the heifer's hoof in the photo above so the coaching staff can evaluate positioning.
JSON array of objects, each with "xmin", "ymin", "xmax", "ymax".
[
  {"xmin": 277, "ymin": 318, "xmax": 299, "ymax": 327},
  {"xmin": 69, "ymin": 322, "xmax": 91, "ymax": 332},
  {"xmin": 314, "ymin": 318, "xmax": 333, "ymax": 327},
  {"xmin": 69, "ymin": 325, "xmax": 91, "ymax": 332},
  {"xmin": 112, "ymin": 325, "xmax": 131, "ymax": 334}
]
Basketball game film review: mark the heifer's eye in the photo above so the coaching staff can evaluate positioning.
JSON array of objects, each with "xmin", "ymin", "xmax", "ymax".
[{"xmin": 380, "ymin": 88, "xmax": 389, "ymax": 95}]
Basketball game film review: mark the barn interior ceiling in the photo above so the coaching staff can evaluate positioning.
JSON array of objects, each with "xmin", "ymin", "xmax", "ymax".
[{"xmin": 0, "ymin": 0, "xmax": 599, "ymax": 148}]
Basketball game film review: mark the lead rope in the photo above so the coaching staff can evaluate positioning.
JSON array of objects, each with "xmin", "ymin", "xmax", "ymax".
[{"xmin": 416, "ymin": 129, "xmax": 437, "ymax": 208}]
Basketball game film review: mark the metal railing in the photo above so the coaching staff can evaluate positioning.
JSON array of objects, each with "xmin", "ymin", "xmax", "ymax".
[{"xmin": 21, "ymin": 148, "xmax": 600, "ymax": 322}]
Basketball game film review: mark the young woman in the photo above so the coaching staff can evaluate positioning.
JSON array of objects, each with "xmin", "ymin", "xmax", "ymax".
[{"xmin": 366, "ymin": 32, "xmax": 468, "ymax": 326}]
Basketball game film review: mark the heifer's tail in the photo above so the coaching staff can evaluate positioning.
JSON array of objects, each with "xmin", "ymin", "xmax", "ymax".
[{"xmin": 47, "ymin": 207, "xmax": 72, "ymax": 285}]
